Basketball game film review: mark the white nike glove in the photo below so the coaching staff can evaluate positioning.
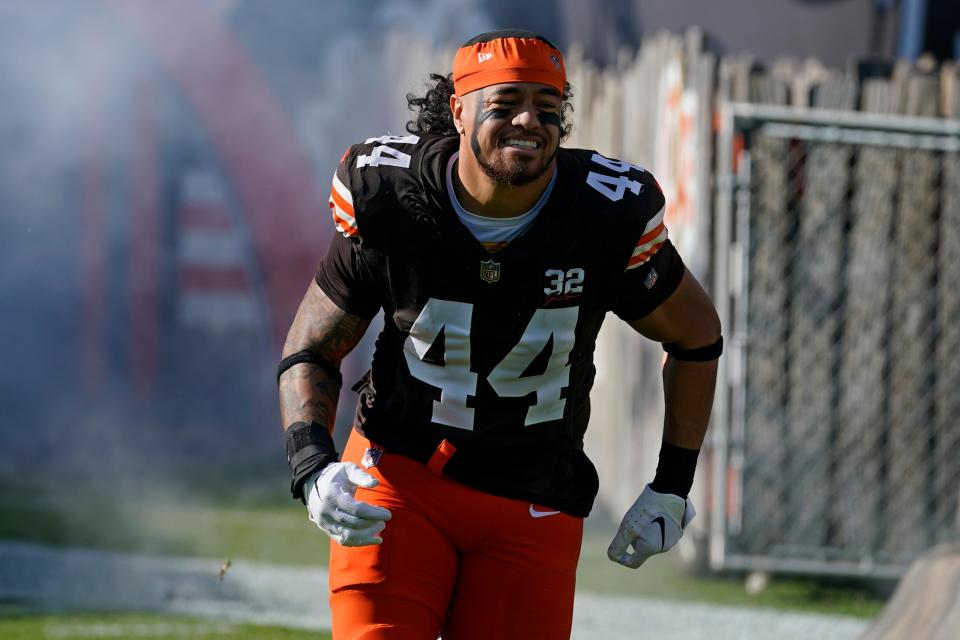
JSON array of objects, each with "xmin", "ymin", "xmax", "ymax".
[
  {"xmin": 607, "ymin": 484, "xmax": 696, "ymax": 569},
  {"xmin": 305, "ymin": 462, "xmax": 392, "ymax": 547}
]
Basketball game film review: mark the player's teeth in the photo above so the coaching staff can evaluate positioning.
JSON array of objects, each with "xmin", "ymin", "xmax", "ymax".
[{"xmin": 505, "ymin": 139, "xmax": 538, "ymax": 148}]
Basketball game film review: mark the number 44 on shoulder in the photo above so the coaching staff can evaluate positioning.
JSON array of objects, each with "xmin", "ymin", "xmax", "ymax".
[
  {"xmin": 356, "ymin": 135, "xmax": 420, "ymax": 169},
  {"xmin": 586, "ymin": 153, "xmax": 647, "ymax": 202}
]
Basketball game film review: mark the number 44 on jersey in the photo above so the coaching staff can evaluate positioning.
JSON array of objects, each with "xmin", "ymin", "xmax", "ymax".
[{"xmin": 404, "ymin": 299, "xmax": 579, "ymax": 431}]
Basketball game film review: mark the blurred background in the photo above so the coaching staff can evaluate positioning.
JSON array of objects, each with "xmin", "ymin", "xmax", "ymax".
[{"xmin": 1, "ymin": 0, "xmax": 959, "ymax": 638}]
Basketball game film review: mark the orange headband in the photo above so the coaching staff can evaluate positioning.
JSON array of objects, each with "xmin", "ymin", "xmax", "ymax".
[{"xmin": 452, "ymin": 37, "xmax": 566, "ymax": 96}]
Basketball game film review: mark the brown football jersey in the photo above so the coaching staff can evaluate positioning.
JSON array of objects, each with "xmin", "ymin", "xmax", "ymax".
[{"xmin": 315, "ymin": 133, "xmax": 684, "ymax": 516}]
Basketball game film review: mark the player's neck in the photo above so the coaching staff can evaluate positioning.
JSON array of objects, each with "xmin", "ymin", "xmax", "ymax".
[{"xmin": 453, "ymin": 153, "xmax": 555, "ymax": 219}]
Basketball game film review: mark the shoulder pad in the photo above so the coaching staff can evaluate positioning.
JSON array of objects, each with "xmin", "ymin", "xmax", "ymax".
[{"xmin": 328, "ymin": 134, "xmax": 453, "ymax": 245}]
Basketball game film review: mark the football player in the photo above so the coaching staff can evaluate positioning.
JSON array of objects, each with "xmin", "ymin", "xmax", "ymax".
[{"xmin": 278, "ymin": 29, "xmax": 721, "ymax": 639}]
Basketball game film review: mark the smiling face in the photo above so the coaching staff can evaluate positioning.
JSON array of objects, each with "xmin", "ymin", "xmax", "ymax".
[{"xmin": 454, "ymin": 82, "xmax": 562, "ymax": 187}]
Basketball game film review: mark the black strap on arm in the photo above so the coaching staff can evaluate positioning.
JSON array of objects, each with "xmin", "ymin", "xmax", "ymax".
[
  {"xmin": 276, "ymin": 350, "xmax": 343, "ymax": 387},
  {"xmin": 285, "ymin": 421, "xmax": 340, "ymax": 502},
  {"xmin": 663, "ymin": 336, "xmax": 723, "ymax": 362},
  {"xmin": 650, "ymin": 442, "xmax": 700, "ymax": 498}
]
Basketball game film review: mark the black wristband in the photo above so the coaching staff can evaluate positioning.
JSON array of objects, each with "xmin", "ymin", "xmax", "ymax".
[
  {"xmin": 663, "ymin": 336, "xmax": 723, "ymax": 362},
  {"xmin": 650, "ymin": 442, "xmax": 700, "ymax": 498},
  {"xmin": 277, "ymin": 350, "xmax": 343, "ymax": 386},
  {"xmin": 284, "ymin": 421, "xmax": 339, "ymax": 501}
]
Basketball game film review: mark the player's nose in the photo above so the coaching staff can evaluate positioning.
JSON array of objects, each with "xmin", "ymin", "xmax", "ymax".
[{"xmin": 511, "ymin": 103, "xmax": 542, "ymax": 130}]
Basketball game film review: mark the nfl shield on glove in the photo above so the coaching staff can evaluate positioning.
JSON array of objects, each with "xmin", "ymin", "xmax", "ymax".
[{"xmin": 607, "ymin": 484, "xmax": 696, "ymax": 568}]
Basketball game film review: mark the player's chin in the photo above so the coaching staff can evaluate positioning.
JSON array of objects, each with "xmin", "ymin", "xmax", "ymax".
[
  {"xmin": 496, "ymin": 146, "xmax": 547, "ymax": 170},
  {"xmin": 501, "ymin": 164, "xmax": 548, "ymax": 186},
  {"xmin": 479, "ymin": 149, "xmax": 551, "ymax": 186}
]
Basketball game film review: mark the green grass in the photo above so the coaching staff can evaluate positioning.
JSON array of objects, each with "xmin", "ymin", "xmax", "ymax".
[
  {"xmin": 0, "ymin": 475, "xmax": 886, "ymax": 620},
  {"xmin": 0, "ymin": 477, "xmax": 329, "ymax": 566},
  {"xmin": 0, "ymin": 612, "xmax": 332, "ymax": 639}
]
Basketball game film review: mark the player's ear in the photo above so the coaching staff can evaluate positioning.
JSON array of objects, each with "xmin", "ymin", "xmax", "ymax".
[{"xmin": 450, "ymin": 93, "xmax": 465, "ymax": 135}]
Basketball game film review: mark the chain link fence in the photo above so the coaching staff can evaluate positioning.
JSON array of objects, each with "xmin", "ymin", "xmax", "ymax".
[{"xmin": 715, "ymin": 104, "xmax": 960, "ymax": 577}]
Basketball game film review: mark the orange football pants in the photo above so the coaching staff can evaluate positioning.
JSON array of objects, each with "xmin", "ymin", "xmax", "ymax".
[{"xmin": 329, "ymin": 432, "xmax": 584, "ymax": 640}]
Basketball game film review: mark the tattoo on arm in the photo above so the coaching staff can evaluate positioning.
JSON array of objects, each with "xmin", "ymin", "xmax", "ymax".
[{"xmin": 278, "ymin": 282, "xmax": 370, "ymax": 434}]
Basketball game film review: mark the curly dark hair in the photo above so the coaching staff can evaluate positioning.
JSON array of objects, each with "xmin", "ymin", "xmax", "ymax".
[
  {"xmin": 405, "ymin": 73, "xmax": 575, "ymax": 141},
  {"xmin": 405, "ymin": 73, "xmax": 459, "ymax": 138}
]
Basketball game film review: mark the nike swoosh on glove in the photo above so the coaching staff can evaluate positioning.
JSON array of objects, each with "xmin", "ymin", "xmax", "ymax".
[
  {"xmin": 607, "ymin": 484, "xmax": 695, "ymax": 568},
  {"xmin": 305, "ymin": 462, "xmax": 392, "ymax": 547}
]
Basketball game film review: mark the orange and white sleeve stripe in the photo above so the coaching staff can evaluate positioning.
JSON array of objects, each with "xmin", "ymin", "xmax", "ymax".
[
  {"xmin": 329, "ymin": 173, "xmax": 359, "ymax": 238},
  {"xmin": 625, "ymin": 206, "xmax": 668, "ymax": 271}
]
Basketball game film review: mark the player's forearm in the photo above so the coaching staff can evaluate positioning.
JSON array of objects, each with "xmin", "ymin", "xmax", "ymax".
[
  {"xmin": 648, "ymin": 355, "xmax": 717, "ymax": 498},
  {"xmin": 278, "ymin": 281, "xmax": 370, "ymax": 434},
  {"xmin": 279, "ymin": 364, "xmax": 341, "ymax": 434},
  {"xmin": 661, "ymin": 356, "xmax": 718, "ymax": 449}
]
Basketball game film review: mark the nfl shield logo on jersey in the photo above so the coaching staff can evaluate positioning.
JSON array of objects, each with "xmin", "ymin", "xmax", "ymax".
[
  {"xmin": 479, "ymin": 259, "xmax": 501, "ymax": 284},
  {"xmin": 361, "ymin": 446, "xmax": 383, "ymax": 469}
]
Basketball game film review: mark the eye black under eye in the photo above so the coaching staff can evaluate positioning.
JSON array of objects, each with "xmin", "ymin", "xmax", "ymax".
[{"xmin": 481, "ymin": 107, "xmax": 512, "ymax": 120}]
